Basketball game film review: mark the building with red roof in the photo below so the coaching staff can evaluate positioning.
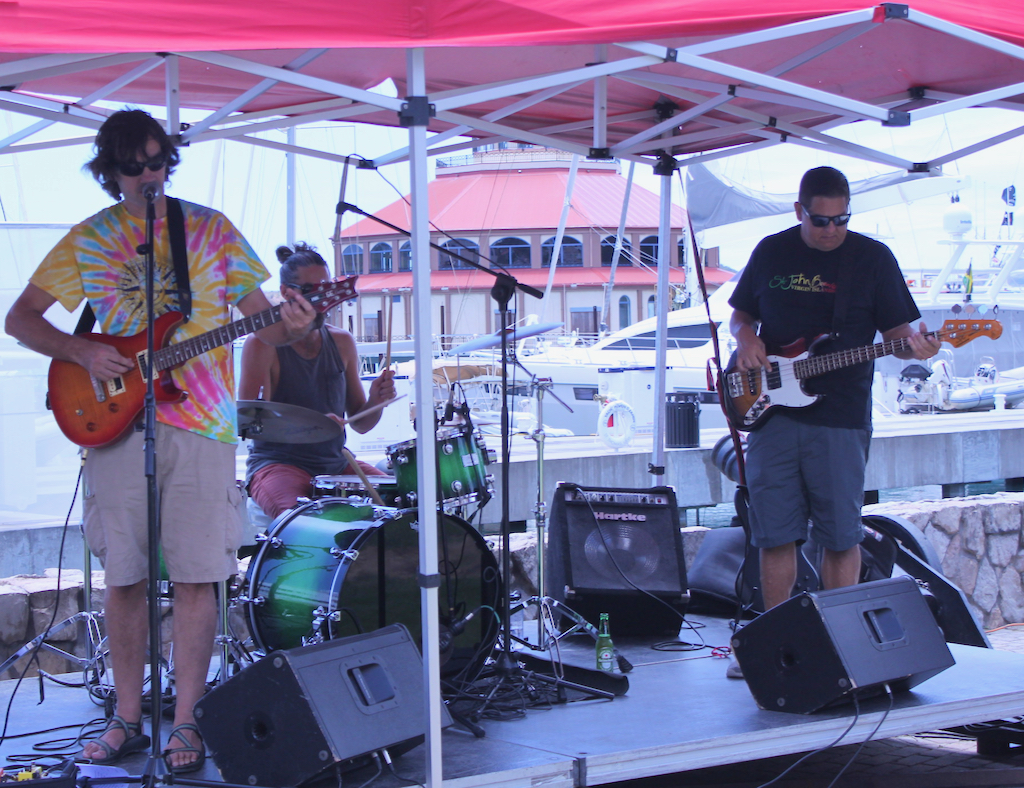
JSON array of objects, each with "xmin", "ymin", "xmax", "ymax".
[{"xmin": 336, "ymin": 146, "xmax": 730, "ymax": 344}]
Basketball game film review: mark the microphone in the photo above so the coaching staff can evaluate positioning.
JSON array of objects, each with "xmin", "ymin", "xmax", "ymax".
[
  {"xmin": 438, "ymin": 609, "xmax": 478, "ymax": 653},
  {"xmin": 443, "ymin": 387, "xmax": 456, "ymax": 423},
  {"xmin": 336, "ymin": 201, "xmax": 364, "ymax": 217},
  {"xmin": 142, "ymin": 183, "xmax": 160, "ymax": 202}
]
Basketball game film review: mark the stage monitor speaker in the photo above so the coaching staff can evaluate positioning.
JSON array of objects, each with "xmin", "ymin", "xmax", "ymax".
[
  {"xmin": 194, "ymin": 624, "xmax": 451, "ymax": 787},
  {"xmin": 546, "ymin": 483, "xmax": 689, "ymax": 635},
  {"xmin": 731, "ymin": 576, "xmax": 955, "ymax": 714}
]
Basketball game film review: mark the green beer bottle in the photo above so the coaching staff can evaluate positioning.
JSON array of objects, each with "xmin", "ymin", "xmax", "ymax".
[{"xmin": 596, "ymin": 613, "xmax": 615, "ymax": 671}]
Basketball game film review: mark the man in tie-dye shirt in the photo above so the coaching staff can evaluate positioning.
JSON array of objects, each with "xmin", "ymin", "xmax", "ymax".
[{"xmin": 5, "ymin": 109, "xmax": 315, "ymax": 773}]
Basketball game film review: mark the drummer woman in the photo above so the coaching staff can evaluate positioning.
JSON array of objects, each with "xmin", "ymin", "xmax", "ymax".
[{"xmin": 239, "ymin": 243, "xmax": 396, "ymax": 518}]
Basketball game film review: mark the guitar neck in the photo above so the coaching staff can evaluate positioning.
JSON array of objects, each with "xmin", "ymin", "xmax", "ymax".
[
  {"xmin": 795, "ymin": 330, "xmax": 942, "ymax": 380},
  {"xmin": 153, "ymin": 304, "xmax": 282, "ymax": 371}
]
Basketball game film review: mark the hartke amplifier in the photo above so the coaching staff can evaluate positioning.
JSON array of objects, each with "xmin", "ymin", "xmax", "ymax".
[
  {"xmin": 194, "ymin": 624, "xmax": 450, "ymax": 787},
  {"xmin": 545, "ymin": 483, "xmax": 689, "ymax": 635},
  {"xmin": 731, "ymin": 576, "xmax": 955, "ymax": 714}
]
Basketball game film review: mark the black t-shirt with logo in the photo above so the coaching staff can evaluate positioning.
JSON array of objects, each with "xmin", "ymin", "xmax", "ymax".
[{"xmin": 728, "ymin": 226, "xmax": 919, "ymax": 429}]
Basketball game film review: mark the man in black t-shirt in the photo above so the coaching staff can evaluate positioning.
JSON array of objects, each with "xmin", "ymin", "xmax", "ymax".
[{"xmin": 727, "ymin": 167, "xmax": 940, "ymax": 627}]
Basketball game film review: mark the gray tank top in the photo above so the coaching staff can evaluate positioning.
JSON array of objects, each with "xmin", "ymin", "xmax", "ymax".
[{"xmin": 245, "ymin": 326, "xmax": 349, "ymax": 480}]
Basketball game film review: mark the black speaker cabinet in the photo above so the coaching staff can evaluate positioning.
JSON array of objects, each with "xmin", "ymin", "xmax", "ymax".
[
  {"xmin": 545, "ymin": 483, "xmax": 689, "ymax": 635},
  {"xmin": 731, "ymin": 576, "xmax": 955, "ymax": 714},
  {"xmin": 194, "ymin": 624, "xmax": 451, "ymax": 787}
]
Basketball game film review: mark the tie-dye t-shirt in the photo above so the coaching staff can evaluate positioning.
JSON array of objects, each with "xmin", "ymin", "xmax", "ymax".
[{"xmin": 31, "ymin": 200, "xmax": 269, "ymax": 444}]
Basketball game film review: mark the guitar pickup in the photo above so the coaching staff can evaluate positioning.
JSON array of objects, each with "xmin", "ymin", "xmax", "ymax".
[
  {"xmin": 765, "ymin": 361, "xmax": 781, "ymax": 390},
  {"xmin": 134, "ymin": 349, "xmax": 157, "ymax": 384},
  {"xmin": 106, "ymin": 375, "xmax": 125, "ymax": 397}
]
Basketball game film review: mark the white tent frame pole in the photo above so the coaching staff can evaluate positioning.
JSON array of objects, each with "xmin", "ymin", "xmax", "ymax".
[
  {"xmin": 0, "ymin": 52, "xmax": 150, "ymax": 83},
  {"xmin": 652, "ymin": 164, "xmax": 673, "ymax": 486},
  {"xmin": 928, "ymin": 124, "xmax": 1024, "ymax": 168},
  {"xmin": 602, "ymin": 161, "xmax": 634, "ymax": 331},
  {"xmin": 376, "ymin": 81, "xmax": 586, "ymax": 168},
  {"xmin": 229, "ymin": 135, "xmax": 366, "ymax": 165},
  {"xmin": 165, "ymin": 54, "xmax": 179, "ymax": 138},
  {"xmin": 286, "ymin": 126, "xmax": 296, "ymax": 246},
  {"xmin": 183, "ymin": 50, "xmax": 405, "ymax": 111},
  {"xmin": 182, "ymin": 48, "xmax": 329, "ymax": 139},
  {"xmin": 540, "ymin": 154, "xmax": 580, "ymax": 323},
  {"xmin": 406, "ymin": 47, "xmax": 444, "ymax": 788}
]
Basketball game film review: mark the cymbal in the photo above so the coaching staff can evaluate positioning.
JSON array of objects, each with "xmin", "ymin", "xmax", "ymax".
[
  {"xmin": 237, "ymin": 400, "xmax": 342, "ymax": 443},
  {"xmin": 449, "ymin": 322, "xmax": 564, "ymax": 355}
]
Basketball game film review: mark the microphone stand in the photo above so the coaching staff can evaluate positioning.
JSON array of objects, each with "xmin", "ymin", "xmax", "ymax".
[
  {"xmin": 337, "ymin": 201, "xmax": 614, "ymax": 707},
  {"xmin": 88, "ymin": 189, "xmax": 270, "ymax": 788},
  {"xmin": 140, "ymin": 185, "xmax": 168, "ymax": 787}
]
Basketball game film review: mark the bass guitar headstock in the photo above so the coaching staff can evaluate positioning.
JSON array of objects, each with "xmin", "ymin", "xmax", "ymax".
[{"xmin": 940, "ymin": 318, "xmax": 1003, "ymax": 347}]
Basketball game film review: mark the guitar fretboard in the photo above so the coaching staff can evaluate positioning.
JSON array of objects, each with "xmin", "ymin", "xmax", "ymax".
[
  {"xmin": 792, "ymin": 330, "xmax": 944, "ymax": 379},
  {"xmin": 153, "ymin": 305, "xmax": 283, "ymax": 371},
  {"xmin": 147, "ymin": 277, "xmax": 356, "ymax": 372}
]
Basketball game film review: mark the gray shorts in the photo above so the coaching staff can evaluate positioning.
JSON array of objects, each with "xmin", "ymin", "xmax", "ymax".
[
  {"xmin": 744, "ymin": 413, "xmax": 869, "ymax": 552},
  {"xmin": 83, "ymin": 424, "xmax": 244, "ymax": 586}
]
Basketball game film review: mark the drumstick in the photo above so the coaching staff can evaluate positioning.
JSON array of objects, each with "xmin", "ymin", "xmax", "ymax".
[
  {"xmin": 344, "ymin": 394, "xmax": 407, "ymax": 426},
  {"xmin": 384, "ymin": 297, "xmax": 394, "ymax": 369},
  {"xmin": 341, "ymin": 446, "xmax": 387, "ymax": 507}
]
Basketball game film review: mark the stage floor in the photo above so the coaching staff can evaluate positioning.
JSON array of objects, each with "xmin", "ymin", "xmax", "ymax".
[{"xmin": 2, "ymin": 617, "xmax": 1023, "ymax": 788}]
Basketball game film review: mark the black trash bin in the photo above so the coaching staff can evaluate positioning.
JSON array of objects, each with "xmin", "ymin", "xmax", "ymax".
[{"xmin": 666, "ymin": 392, "xmax": 701, "ymax": 448}]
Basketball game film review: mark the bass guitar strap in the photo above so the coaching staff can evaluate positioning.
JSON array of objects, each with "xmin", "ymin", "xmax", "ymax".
[{"xmin": 74, "ymin": 196, "xmax": 191, "ymax": 334}]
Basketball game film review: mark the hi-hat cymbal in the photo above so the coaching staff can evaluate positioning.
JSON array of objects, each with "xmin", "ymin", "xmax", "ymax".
[
  {"xmin": 449, "ymin": 322, "xmax": 564, "ymax": 355},
  {"xmin": 237, "ymin": 400, "xmax": 342, "ymax": 443}
]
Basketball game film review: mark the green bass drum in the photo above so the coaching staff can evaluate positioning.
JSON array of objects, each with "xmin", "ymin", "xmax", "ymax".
[{"xmin": 244, "ymin": 497, "xmax": 500, "ymax": 679}]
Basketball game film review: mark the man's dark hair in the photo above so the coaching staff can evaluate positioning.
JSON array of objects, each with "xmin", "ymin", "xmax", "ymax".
[
  {"xmin": 798, "ymin": 166, "xmax": 850, "ymax": 207},
  {"xmin": 277, "ymin": 242, "xmax": 329, "ymax": 286},
  {"xmin": 85, "ymin": 109, "xmax": 180, "ymax": 200}
]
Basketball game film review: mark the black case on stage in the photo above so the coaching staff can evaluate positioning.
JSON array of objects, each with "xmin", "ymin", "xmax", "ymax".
[
  {"xmin": 545, "ymin": 483, "xmax": 689, "ymax": 635},
  {"xmin": 194, "ymin": 624, "xmax": 450, "ymax": 787},
  {"xmin": 731, "ymin": 576, "xmax": 955, "ymax": 714}
]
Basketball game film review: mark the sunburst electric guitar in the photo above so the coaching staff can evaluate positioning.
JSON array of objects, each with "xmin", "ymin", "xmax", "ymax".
[
  {"xmin": 48, "ymin": 276, "xmax": 358, "ymax": 448},
  {"xmin": 722, "ymin": 318, "xmax": 1003, "ymax": 432}
]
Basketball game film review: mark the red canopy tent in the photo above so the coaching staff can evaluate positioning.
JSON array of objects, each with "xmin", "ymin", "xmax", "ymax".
[
  {"xmin": 1, "ymin": 0, "xmax": 1024, "ymax": 169},
  {"xmin": 3, "ymin": 3, "xmax": 1024, "ymax": 782}
]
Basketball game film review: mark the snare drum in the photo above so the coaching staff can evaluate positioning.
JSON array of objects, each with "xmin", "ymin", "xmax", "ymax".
[
  {"xmin": 312, "ymin": 474, "xmax": 405, "ymax": 508},
  {"xmin": 243, "ymin": 497, "xmax": 500, "ymax": 677},
  {"xmin": 386, "ymin": 425, "xmax": 494, "ymax": 507}
]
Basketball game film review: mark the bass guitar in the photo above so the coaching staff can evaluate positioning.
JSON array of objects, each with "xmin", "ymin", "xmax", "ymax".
[
  {"xmin": 722, "ymin": 317, "xmax": 1002, "ymax": 432},
  {"xmin": 48, "ymin": 276, "xmax": 358, "ymax": 448}
]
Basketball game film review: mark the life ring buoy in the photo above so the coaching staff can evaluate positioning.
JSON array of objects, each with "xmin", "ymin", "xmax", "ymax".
[{"xmin": 598, "ymin": 400, "xmax": 636, "ymax": 449}]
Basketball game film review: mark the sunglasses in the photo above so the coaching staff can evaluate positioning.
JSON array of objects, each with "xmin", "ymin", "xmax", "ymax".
[
  {"xmin": 285, "ymin": 282, "xmax": 323, "ymax": 296},
  {"xmin": 117, "ymin": 152, "xmax": 168, "ymax": 177},
  {"xmin": 802, "ymin": 205, "xmax": 851, "ymax": 227}
]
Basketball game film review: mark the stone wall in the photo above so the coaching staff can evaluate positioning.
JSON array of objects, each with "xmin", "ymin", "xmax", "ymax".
[
  {"xmin": 863, "ymin": 492, "xmax": 1024, "ymax": 629},
  {"xmin": 0, "ymin": 570, "xmax": 105, "ymax": 679},
  {"xmin": 4, "ymin": 494, "xmax": 1024, "ymax": 659}
]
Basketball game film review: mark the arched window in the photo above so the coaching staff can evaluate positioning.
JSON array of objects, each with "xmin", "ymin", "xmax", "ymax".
[
  {"xmin": 618, "ymin": 295, "xmax": 632, "ymax": 330},
  {"xmin": 490, "ymin": 236, "xmax": 531, "ymax": 268},
  {"xmin": 341, "ymin": 243, "xmax": 363, "ymax": 276},
  {"xmin": 541, "ymin": 236, "xmax": 583, "ymax": 267},
  {"xmin": 647, "ymin": 294, "xmax": 657, "ymax": 319},
  {"xmin": 399, "ymin": 241, "xmax": 412, "ymax": 271},
  {"xmin": 370, "ymin": 242, "xmax": 393, "ymax": 273},
  {"xmin": 439, "ymin": 238, "xmax": 479, "ymax": 270},
  {"xmin": 601, "ymin": 235, "xmax": 633, "ymax": 266},
  {"xmin": 640, "ymin": 235, "xmax": 659, "ymax": 266}
]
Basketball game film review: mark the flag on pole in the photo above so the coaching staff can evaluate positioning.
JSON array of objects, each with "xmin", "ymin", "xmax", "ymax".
[{"xmin": 963, "ymin": 263, "xmax": 974, "ymax": 302}]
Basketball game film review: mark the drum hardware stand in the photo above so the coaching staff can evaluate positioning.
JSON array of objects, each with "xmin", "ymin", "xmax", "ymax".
[
  {"xmin": 503, "ymin": 377, "xmax": 631, "ymax": 674},
  {"xmin": 333, "ymin": 202, "xmax": 611, "ymax": 707}
]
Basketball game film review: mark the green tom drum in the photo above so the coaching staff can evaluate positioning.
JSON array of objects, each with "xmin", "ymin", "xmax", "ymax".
[{"xmin": 386, "ymin": 425, "xmax": 494, "ymax": 508}]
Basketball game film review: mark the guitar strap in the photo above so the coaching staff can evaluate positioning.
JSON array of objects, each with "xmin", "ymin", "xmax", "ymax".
[
  {"xmin": 73, "ymin": 196, "xmax": 191, "ymax": 335},
  {"xmin": 829, "ymin": 238, "xmax": 857, "ymax": 342}
]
